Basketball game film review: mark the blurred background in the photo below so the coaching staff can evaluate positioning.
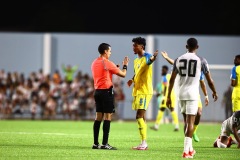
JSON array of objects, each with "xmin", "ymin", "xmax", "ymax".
[{"xmin": 0, "ymin": 0, "xmax": 239, "ymax": 122}]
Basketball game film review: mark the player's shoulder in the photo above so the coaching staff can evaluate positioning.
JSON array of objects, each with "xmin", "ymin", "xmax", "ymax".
[
  {"xmin": 91, "ymin": 58, "xmax": 100, "ymax": 66},
  {"xmin": 235, "ymin": 65, "xmax": 240, "ymax": 70},
  {"xmin": 144, "ymin": 52, "xmax": 152, "ymax": 58},
  {"xmin": 107, "ymin": 59, "xmax": 116, "ymax": 66},
  {"xmin": 231, "ymin": 65, "xmax": 236, "ymax": 71},
  {"xmin": 177, "ymin": 52, "xmax": 198, "ymax": 59},
  {"xmin": 196, "ymin": 55, "xmax": 207, "ymax": 61},
  {"xmin": 177, "ymin": 53, "xmax": 187, "ymax": 58},
  {"xmin": 174, "ymin": 53, "xmax": 185, "ymax": 63}
]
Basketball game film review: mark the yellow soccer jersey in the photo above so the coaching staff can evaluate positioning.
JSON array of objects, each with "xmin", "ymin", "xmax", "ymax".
[
  {"xmin": 161, "ymin": 73, "xmax": 176, "ymax": 107},
  {"xmin": 132, "ymin": 53, "xmax": 153, "ymax": 96},
  {"xmin": 231, "ymin": 65, "xmax": 240, "ymax": 111},
  {"xmin": 231, "ymin": 65, "xmax": 240, "ymax": 96}
]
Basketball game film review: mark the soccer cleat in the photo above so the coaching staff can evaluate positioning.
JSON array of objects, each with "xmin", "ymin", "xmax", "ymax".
[
  {"xmin": 182, "ymin": 152, "xmax": 193, "ymax": 158},
  {"xmin": 193, "ymin": 133, "xmax": 200, "ymax": 142},
  {"xmin": 150, "ymin": 126, "xmax": 158, "ymax": 131},
  {"xmin": 132, "ymin": 144, "xmax": 148, "ymax": 150},
  {"xmin": 92, "ymin": 144, "xmax": 101, "ymax": 149},
  {"xmin": 174, "ymin": 128, "xmax": 179, "ymax": 132},
  {"xmin": 100, "ymin": 144, "xmax": 117, "ymax": 150},
  {"xmin": 189, "ymin": 150, "xmax": 196, "ymax": 157}
]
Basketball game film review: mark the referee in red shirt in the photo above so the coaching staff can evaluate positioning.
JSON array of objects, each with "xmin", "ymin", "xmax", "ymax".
[{"xmin": 91, "ymin": 43, "xmax": 129, "ymax": 150}]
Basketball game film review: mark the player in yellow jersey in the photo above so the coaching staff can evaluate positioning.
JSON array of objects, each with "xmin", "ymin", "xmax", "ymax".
[
  {"xmin": 150, "ymin": 65, "xmax": 180, "ymax": 131},
  {"xmin": 231, "ymin": 55, "xmax": 240, "ymax": 112},
  {"xmin": 127, "ymin": 37, "xmax": 158, "ymax": 150},
  {"xmin": 160, "ymin": 51, "xmax": 209, "ymax": 142}
]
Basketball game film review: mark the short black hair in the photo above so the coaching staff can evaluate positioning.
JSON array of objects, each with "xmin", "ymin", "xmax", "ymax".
[
  {"xmin": 132, "ymin": 37, "xmax": 146, "ymax": 49},
  {"xmin": 235, "ymin": 55, "xmax": 240, "ymax": 59},
  {"xmin": 98, "ymin": 43, "xmax": 111, "ymax": 54},
  {"xmin": 162, "ymin": 65, "xmax": 169, "ymax": 71},
  {"xmin": 187, "ymin": 38, "xmax": 198, "ymax": 49},
  {"xmin": 233, "ymin": 110, "xmax": 240, "ymax": 126},
  {"xmin": 234, "ymin": 110, "xmax": 240, "ymax": 118}
]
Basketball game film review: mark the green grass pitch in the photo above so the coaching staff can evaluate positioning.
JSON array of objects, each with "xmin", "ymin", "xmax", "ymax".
[{"xmin": 0, "ymin": 120, "xmax": 239, "ymax": 160}]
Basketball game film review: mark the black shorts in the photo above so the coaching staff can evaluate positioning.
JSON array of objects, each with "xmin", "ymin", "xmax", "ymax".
[{"xmin": 94, "ymin": 86, "xmax": 115, "ymax": 113}]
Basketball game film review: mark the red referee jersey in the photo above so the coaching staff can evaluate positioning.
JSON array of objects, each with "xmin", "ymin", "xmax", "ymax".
[{"xmin": 91, "ymin": 57, "xmax": 120, "ymax": 89}]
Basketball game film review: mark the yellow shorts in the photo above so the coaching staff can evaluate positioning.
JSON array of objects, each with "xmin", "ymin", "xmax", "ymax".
[
  {"xmin": 198, "ymin": 99, "xmax": 202, "ymax": 108},
  {"xmin": 197, "ymin": 94, "xmax": 202, "ymax": 108},
  {"xmin": 159, "ymin": 93, "xmax": 176, "ymax": 108},
  {"xmin": 132, "ymin": 94, "xmax": 152, "ymax": 110}
]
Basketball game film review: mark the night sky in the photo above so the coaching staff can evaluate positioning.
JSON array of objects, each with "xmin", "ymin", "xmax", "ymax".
[{"xmin": 0, "ymin": 1, "xmax": 239, "ymax": 35}]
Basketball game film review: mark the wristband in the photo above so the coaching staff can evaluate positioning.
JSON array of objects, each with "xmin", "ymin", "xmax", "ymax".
[
  {"xmin": 205, "ymin": 95, "xmax": 208, "ymax": 99},
  {"xmin": 122, "ymin": 65, "xmax": 127, "ymax": 70}
]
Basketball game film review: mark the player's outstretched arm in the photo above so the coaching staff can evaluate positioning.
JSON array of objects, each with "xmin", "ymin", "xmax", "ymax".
[
  {"xmin": 166, "ymin": 70, "xmax": 177, "ymax": 108},
  {"xmin": 116, "ymin": 56, "xmax": 130, "ymax": 78},
  {"xmin": 200, "ymin": 80, "xmax": 209, "ymax": 106},
  {"xmin": 150, "ymin": 50, "xmax": 158, "ymax": 62},
  {"xmin": 161, "ymin": 51, "xmax": 174, "ymax": 65},
  {"xmin": 205, "ymin": 73, "xmax": 218, "ymax": 101},
  {"xmin": 232, "ymin": 126, "xmax": 240, "ymax": 148}
]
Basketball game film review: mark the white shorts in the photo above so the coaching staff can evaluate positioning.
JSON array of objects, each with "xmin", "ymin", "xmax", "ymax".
[{"xmin": 179, "ymin": 100, "xmax": 198, "ymax": 115}]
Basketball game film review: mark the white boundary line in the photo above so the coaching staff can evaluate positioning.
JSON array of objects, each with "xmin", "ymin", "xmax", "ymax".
[
  {"xmin": 209, "ymin": 64, "xmax": 232, "ymax": 70},
  {"xmin": 0, "ymin": 132, "xmax": 83, "ymax": 136}
]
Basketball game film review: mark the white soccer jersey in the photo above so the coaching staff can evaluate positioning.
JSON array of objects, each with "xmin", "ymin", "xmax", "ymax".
[
  {"xmin": 173, "ymin": 52, "xmax": 209, "ymax": 100},
  {"xmin": 223, "ymin": 112, "xmax": 240, "ymax": 134}
]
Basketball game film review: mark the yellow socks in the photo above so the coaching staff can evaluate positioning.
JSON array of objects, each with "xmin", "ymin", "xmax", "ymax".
[
  {"xmin": 155, "ymin": 110, "xmax": 164, "ymax": 125},
  {"xmin": 137, "ymin": 118, "xmax": 147, "ymax": 141}
]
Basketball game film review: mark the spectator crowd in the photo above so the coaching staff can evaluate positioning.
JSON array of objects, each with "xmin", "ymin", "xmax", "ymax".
[{"xmin": 0, "ymin": 68, "xmax": 125, "ymax": 120}]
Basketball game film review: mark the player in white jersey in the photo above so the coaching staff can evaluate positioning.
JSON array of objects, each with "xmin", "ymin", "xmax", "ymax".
[
  {"xmin": 166, "ymin": 38, "xmax": 218, "ymax": 158},
  {"xmin": 213, "ymin": 110, "xmax": 240, "ymax": 148},
  {"xmin": 161, "ymin": 51, "xmax": 209, "ymax": 142}
]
